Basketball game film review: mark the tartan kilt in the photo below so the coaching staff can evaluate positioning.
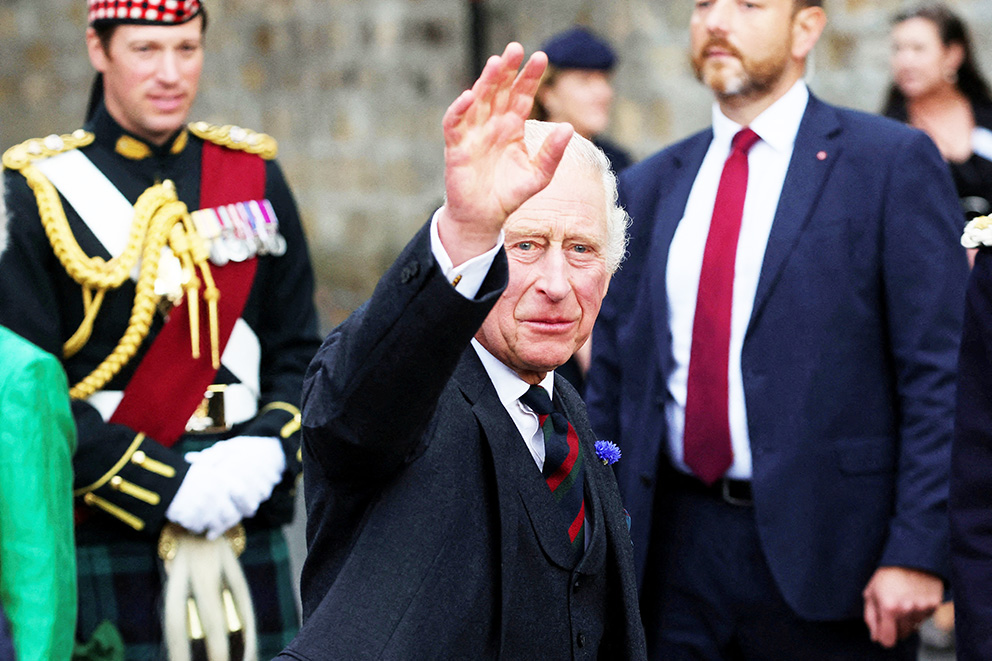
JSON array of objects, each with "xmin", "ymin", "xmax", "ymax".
[{"xmin": 75, "ymin": 525, "xmax": 299, "ymax": 660}]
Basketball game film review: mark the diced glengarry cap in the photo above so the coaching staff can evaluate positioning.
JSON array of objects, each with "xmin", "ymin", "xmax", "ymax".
[{"xmin": 88, "ymin": 0, "xmax": 202, "ymax": 26}]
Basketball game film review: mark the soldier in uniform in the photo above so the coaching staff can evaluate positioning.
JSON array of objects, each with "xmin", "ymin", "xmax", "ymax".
[{"xmin": 0, "ymin": 0, "xmax": 321, "ymax": 657}]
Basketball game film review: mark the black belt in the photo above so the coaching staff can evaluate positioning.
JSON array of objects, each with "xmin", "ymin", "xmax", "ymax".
[{"xmin": 666, "ymin": 468, "xmax": 754, "ymax": 507}]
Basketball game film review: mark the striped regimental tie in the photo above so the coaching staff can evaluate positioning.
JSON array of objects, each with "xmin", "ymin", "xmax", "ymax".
[{"xmin": 520, "ymin": 385, "xmax": 586, "ymax": 560}]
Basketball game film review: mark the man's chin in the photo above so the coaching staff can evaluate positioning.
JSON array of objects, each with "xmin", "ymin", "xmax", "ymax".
[
  {"xmin": 516, "ymin": 346, "xmax": 575, "ymax": 375},
  {"xmin": 705, "ymin": 72, "xmax": 747, "ymax": 97}
]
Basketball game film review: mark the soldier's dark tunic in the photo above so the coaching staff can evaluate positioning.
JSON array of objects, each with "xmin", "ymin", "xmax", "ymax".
[{"xmin": 0, "ymin": 104, "xmax": 321, "ymax": 658}]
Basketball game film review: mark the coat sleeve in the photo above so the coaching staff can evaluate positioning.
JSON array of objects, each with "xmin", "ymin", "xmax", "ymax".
[
  {"xmin": 301, "ymin": 221, "xmax": 507, "ymax": 485},
  {"xmin": 877, "ymin": 130, "xmax": 968, "ymax": 577}
]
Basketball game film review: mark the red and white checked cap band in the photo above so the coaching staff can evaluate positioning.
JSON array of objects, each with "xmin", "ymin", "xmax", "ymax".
[{"xmin": 88, "ymin": 0, "xmax": 202, "ymax": 26}]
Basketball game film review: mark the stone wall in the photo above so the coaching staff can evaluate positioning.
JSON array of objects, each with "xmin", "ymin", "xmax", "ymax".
[{"xmin": 2, "ymin": 0, "xmax": 991, "ymax": 331}]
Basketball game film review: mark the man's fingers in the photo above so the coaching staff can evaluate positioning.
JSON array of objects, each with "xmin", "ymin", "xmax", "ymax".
[
  {"xmin": 531, "ymin": 122, "xmax": 574, "ymax": 184},
  {"xmin": 442, "ymin": 90, "xmax": 475, "ymax": 143},
  {"xmin": 875, "ymin": 611, "xmax": 899, "ymax": 648},
  {"xmin": 507, "ymin": 50, "xmax": 549, "ymax": 117},
  {"xmin": 863, "ymin": 594, "xmax": 880, "ymax": 642},
  {"xmin": 472, "ymin": 44, "xmax": 525, "ymax": 117}
]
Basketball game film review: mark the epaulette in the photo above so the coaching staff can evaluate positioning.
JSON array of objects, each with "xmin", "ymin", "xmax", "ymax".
[
  {"xmin": 2, "ymin": 130, "xmax": 95, "ymax": 171},
  {"xmin": 187, "ymin": 122, "xmax": 278, "ymax": 160}
]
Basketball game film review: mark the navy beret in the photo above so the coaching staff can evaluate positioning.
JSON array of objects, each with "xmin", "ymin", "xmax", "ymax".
[{"xmin": 540, "ymin": 27, "xmax": 617, "ymax": 71}]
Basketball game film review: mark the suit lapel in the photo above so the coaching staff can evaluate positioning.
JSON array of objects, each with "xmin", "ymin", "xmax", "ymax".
[
  {"xmin": 749, "ymin": 96, "xmax": 842, "ymax": 330},
  {"xmin": 650, "ymin": 132, "xmax": 713, "ymax": 367}
]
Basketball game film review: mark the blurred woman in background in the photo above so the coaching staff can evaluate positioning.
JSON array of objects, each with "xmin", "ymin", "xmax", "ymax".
[
  {"xmin": 533, "ymin": 26, "xmax": 632, "ymax": 175},
  {"xmin": 884, "ymin": 2, "xmax": 992, "ymax": 224}
]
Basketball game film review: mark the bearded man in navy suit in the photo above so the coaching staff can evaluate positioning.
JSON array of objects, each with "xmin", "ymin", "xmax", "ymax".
[
  {"xmin": 585, "ymin": 0, "xmax": 967, "ymax": 658},
  {"xmin": 277, "ymin": 44, "xmax": 647, "ymax": 660}
]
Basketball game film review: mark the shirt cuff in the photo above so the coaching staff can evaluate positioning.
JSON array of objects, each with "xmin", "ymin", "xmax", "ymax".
[{"xmin": 429, "ymin": 208, "xmax": 503, "ymax": 300}]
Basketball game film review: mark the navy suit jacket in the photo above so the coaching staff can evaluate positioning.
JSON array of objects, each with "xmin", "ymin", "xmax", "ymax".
[
  {"xmin": 280, "ymin": 223, "xmax": 647, "ymax": 659},
  {"xmin": 586, "ymin": 94, "xmax": 968, "ymax": 621}
]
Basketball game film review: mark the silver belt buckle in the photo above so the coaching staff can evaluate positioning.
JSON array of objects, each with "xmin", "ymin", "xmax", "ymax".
[
  {"xmin": 721, "ymin": 479, "xmax": 753, "ymax": 507},
  {"xmin": 185, "ymin": 384, "xmax": 229, "ymax": 434}
]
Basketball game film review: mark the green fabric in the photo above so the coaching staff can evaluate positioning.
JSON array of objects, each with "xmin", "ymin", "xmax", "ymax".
[
  {"xmin": 0, "ymin": 327, "xmax": 77, "ymax": 660},
  {"xmin": 71, "ymin": 620, "xmax": 124, "ymax": 661}
]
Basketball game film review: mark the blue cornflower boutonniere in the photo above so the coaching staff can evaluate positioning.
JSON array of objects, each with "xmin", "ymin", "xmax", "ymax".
[{"xmin": 595, "ymin": 440, "xmax": 621, "ymax": 466}]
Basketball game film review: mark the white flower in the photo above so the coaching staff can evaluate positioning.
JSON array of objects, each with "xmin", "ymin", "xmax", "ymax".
[{"xmin": 962, "ymin": 215, "xmax": 992, "ymax": 248}]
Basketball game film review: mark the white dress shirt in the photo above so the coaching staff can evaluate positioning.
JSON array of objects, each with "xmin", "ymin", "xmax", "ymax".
[{"xmin": 665, "ymin": 81, "xmax": 809, "ymax": 480}]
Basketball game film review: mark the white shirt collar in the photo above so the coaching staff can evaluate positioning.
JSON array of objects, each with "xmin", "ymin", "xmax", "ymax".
[
  {"xmin": 470, "ymin": 338, "xmax": 555, "ymax": 408},
  {"xmin": 711, "ymin": 79, "xmax": 809, "ymax": 154}
]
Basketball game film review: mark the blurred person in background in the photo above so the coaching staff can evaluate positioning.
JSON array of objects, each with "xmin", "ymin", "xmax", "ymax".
[
  {"xmin": 0, "ymin": 0, "xmax": 321, "ymax": 657},
  {"xmin": 534, "ymin": 26, "xmax": 634, "ymax": 175},
  {"xmin": 587, "ymin": 0, "xmax": 967, "ymax": 657},
  {"xmin": 885, "ymin": 5, "xmax": 991, "ymax": 648},
  {"xmin": 884, "ymin": 2, "xmax": 992, "ymax": 226}
]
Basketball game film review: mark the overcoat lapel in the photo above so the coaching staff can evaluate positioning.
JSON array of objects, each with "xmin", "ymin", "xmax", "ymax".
[{"xmin": 748, "ymin": 96, "xmax": 843, "ymax": 330}]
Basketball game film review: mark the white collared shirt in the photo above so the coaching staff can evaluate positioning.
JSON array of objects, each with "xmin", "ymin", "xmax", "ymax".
[{"xmin": 665, "ymin": 80, "xmax": 809, "ymax": 480}]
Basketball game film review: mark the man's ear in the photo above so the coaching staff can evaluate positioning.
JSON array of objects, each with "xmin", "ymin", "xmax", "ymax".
[
  {"xmin": 86, "ymin": 27, "xmax": 109, "ymax": 73},
  {"xmin": 791, "ymin": 6, "xmax": 827, "ymax": 61}
]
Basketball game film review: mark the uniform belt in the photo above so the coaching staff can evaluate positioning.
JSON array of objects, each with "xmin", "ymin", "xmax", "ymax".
[
  {"xmin": 667, "ymin": 468, "xmax": 754, "ymax": 507},
  {"xmin": 87, "ymin": 383, "xmax": 258, "ymax": 433}
]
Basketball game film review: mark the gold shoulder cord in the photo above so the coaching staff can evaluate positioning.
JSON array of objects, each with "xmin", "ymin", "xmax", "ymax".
[
  {"xmin": 3, "ymin": 132, "xmax": 222, "ymax": 399},
  {"xmin": 187, "ymin": 122, "xmax": 278, "ymax": 160}
]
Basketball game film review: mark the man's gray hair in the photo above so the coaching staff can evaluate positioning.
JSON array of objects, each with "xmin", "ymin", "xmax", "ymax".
[{"xmin": 523, "ymin": 120, "xmax": 629, "ymax": 273}]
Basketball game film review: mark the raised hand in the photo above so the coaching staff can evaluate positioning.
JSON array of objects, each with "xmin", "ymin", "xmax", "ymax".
[{"xmin": 438, "ymin": 42, "xmax": 574, "ymax": 265}]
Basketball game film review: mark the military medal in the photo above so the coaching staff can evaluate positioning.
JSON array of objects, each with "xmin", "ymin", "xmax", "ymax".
[
  {"xmin": 259, "ymin": 199, "xmax": 287, "ymax": 256},
  {"xmin": 190, "ymin": 199, "xmax": 287, "ymax": 265},
  {"xmin": 190, "ymin": 208, "xmax": 229, "ymax": 266}
]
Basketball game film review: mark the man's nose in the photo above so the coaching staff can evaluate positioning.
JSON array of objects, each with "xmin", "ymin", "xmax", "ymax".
[
  {"xmin": 157, "ymin": 51, "xmax": 181, "ymax": 83},
  {"xmin": 705, "ymin": 0, "xmax": 734, "ymax": 35},
  {"xmin": 536, "ymin": 249, "xmax": 572, "ymax": 302}
]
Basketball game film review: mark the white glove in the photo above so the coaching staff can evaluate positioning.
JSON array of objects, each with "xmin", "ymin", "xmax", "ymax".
[
  {"xmin": 166, "ymin": 459, "xmax": 242, "ymax": 540},
  {"xmin": 183, "ymin": 436, "xmax": 286, "ymax": 520}
]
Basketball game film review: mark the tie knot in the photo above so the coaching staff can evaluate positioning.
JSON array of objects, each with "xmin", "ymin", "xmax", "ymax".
[
  {"xmin": 520, "ymin": 385, "xmax": 554, "ymax": 416},
  {"xmin": 732, "ymin": 127, "xmax": 760, "ymax": 154}
]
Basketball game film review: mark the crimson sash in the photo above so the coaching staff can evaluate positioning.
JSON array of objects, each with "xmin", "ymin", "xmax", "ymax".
[{"xmin": 109, "ymin": 143, "xmax": 263, "ymax": 446}]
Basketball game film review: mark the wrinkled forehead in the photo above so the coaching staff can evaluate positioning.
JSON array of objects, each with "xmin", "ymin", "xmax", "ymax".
[{"xmin": 504, "ymin": 164, "xmax": 608, "ymax": 242}]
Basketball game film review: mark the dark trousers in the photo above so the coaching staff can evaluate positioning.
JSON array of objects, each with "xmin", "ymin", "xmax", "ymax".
[
  {"xmin": 0, "ymin": 604, "xmax": 12, "ymax": 661},
  {"xmin": 639, "ymin": 473, "xmax": 918, "ymax": 660}
]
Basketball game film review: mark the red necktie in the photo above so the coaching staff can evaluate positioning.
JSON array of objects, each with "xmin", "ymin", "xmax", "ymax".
[{"xmin": 683, "ymin": 128, "xmax": 760, "ymax": 485}]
